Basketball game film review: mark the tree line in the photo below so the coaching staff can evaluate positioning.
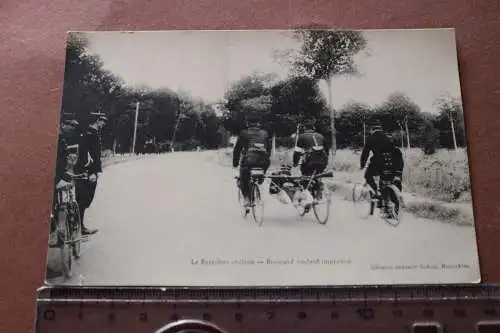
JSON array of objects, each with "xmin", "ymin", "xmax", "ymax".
[
  {"xmin": 221, "ymin": 73, "xmax": 467, "ymax": 154},
  {"xmin": 60, "ymin": 31, "xmax": 467, "ymax": 156},
  {"xmin": 335, "ymin": 92, "xmax": 466, "ymax": 152},
  {"xmin": 60, "ymin": 32, "xmax": 230, "ymax": 154}
]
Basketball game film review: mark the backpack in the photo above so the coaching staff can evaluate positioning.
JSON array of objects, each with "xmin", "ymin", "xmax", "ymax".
[{"xmin": 304, "ymin": 134, "xmax": 328, "ymax": 167}]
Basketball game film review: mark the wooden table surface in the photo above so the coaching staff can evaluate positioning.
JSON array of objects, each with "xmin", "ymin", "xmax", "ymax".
[{"xmin": 1, "ymin": 1, "xmax": 499, "ymax": 332}]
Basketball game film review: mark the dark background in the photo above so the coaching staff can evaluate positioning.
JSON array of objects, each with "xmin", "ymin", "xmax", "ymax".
[{"xmin": 0, "ymin": 1, "xmax": 499, "ymax": 332}]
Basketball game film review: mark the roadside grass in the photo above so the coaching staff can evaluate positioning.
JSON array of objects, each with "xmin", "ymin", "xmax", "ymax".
[
  {"xmin": 404, "ymin": 201, "xmax": 473, "ymax": 226},
  {"xmin": 101, "ymin": 150, "xmax": 154, "ymax": 168}
]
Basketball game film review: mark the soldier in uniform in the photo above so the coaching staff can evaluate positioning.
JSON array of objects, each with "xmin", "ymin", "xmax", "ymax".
[
  {"xmin": 74, "ymin": 114, "xmax": 107, "ymax": 235},
  {"xmin": 292, "ymin": 117, "xmax": 330, "ymax": 212},
  {"xmin": 232, "ymin": 114, "xmax": 272, "ymax": 208}
]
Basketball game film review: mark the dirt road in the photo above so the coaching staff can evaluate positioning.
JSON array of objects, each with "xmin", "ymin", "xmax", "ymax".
[{"xmin": 45, "ymin": 151, "xmax": 480, "ymax": 286}]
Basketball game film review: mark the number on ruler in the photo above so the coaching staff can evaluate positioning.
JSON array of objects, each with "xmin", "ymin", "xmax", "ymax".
[
  {"xmin": 234, "ymin": 312, "xmax": 243, "ymax": 322},
  {"xmin": 297, "ymin": 311, "xmax": 307, "ymax": 320},
  {"xmin": 170, "ymin": 313, "xmax": 179, "ymax": 321},
  {"xmin": 139, "ymin": 312, "xmax": 148, "ymax": 322},
  {"xmin": 202, "ymin": 312, "xmax": 212, "ymax": 321},
  {"xmin": 357, "ymin": 308, "xmax": 375, "ymax": 320},
  {"xmin": 393, "ymin": 309, "xmax": 403, "ymax": 318},
  {"xmin": 108, "ymin": 312, "xmax": 116, "ymax": 322},
  {"xmin": 43, "ymin": 309, "xmax": 55, "ymax": 321},
  {"xmin": 266, "ymin": 311, "xmax": 275, "ymax": 320}
]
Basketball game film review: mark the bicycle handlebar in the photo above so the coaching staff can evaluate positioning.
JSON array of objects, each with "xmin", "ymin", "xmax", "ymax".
[
  {"xmin": 267, "ymin": 171, "xmax": 334, "ymax": 180},
  {"xmin": 71, "ymin": 174, "xmax": 90, "ymax": 180},
  {"xmin": 234, "ymin": 171, "xmax": 334, "ymax": 181}
]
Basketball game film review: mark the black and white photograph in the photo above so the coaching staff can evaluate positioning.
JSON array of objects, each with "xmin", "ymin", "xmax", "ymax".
[{"xmin": 45, "ymin": 28, "xmax": 480, "ymax": 286}]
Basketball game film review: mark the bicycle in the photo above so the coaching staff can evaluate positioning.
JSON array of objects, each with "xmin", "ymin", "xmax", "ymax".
[
  {"xmin": 235, "ymin": 168, "xmax": 266, "ymax": 226},
  {"xmin": 48, "ymin": 172, "xmax": 88, "ymax": 278},
  {"xmin": 352, "ymin": 173, "xmax": 403, "ymax": 226},
  {"xmin": 267, "ymin": 169, "xmax": 334, "ymax": 224}
]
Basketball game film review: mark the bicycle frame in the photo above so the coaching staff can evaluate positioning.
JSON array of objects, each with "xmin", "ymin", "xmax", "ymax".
[
  {"xmin": 52, "ymin": 172, "xmax": 89, "ymax": 241},
  {"xmin": 268, "ymin": 170, "xmax": 333, "ymax": 204},
  {"xmin": 358, "ymin": 176, "xmax": 402, "ymax": 217},
  {"xmin": 234, "ymin": 168, "xmax": 265, "ymax": 204},
  {"xmin": 270, "ymin": 170, "xmax": 332, "ymax": 190}
]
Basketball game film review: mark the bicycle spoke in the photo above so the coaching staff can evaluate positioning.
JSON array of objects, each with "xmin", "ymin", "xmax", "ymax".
[
  {"xmin": 381, "ymin": 186, "xmax": 402, "ymax": 226},
  {"xmin": 251, "ymin": 184, "xmax": 264, "ymax": 226},
  {"xmin": 352, "ymin": 183, "xmax": 372, "ymax": 219},
  {"xmin": 313, "ymin": 186, "xmax": 331, "ymax": 224}
]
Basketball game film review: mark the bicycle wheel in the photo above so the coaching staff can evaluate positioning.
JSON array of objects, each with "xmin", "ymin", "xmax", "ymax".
[
  {"xmin": 250, "ymin": 183, "xmax": 264, "ymax": 226},
  {"xmin": 56, "ymin": 207, "xmax": 72, "ymax": 278},
  {"xmin": 382, "ymin": 186, "xmax": 402, "ymax": 226},
  {"xmin": 352, "ymin": 183, "xmax": 373, "ymax": 219},
  {"xmin": 313, "ymin": 183, "xmax": 331, "ymax": 225},
  {"xmin": 236, "ymin": 180, "xmax": 249, "ymax": 217},
  {"xmin": 70, "ymin": 202, "xmax": 82, "ymax": 259}
]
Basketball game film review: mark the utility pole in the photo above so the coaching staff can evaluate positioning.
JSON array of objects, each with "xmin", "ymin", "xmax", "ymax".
[
  {"xmin": 132, "ymin": 101, "xmax": 139, "ymax": 154},
  {"xmin": 404, "ymin": 116, "xmax": 411, "ymax": 150},
  {"xmin": 449, "ymin": 111, "xmax": 458, "ymax": 150},
  {"xmin": 327, "ymin": 77, "xmax": 336, "ymax": 163},
  {"xmin": 171, "ymin": 110, "xmax": 183, "ymax": 152}
]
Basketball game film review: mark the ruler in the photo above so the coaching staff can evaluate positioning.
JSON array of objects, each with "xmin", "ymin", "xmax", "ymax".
[{"xmin": 35, "ymin": 284, "xmax": 500, "ymax": 333}]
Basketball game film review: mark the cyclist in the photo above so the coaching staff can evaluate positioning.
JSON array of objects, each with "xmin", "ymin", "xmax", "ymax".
[
  {"xmin": 232, "ymin": 114, "xmax": 272, "ymax": 208},
  {"xmin": 360, "ymin": 122, "xmax": 404, "ymax": 206},
  {"xmin": 292, "ymin": 117, "xmax": 330, "ymax": 209}
]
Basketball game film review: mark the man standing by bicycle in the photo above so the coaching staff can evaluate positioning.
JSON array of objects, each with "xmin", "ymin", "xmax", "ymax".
[
  {"xmin": 232, "ymin": 114, "xmax": 272, "ymax": 208},
  {"xmin": 360, "ymin": 122, "xmax": 404, "ymax": 206},
  {"xmin": 74, "ymin": 114, "xmax": 107, "ymax": 235},
  {"xmin": 292, "ymin": 117, "xmax": 330, "ymax": 209}
]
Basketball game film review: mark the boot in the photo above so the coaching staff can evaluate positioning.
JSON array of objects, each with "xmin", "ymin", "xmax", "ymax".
[{"xmin": 82, "ymin": 226, "xmax": 98, "ymax": 236}]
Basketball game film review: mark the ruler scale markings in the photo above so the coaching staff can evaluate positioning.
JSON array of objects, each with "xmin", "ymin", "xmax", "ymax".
[
  {"xmin": 330, "ymin": 289, "xmax": 337, "ymax": 307},
  {"xmin": 35, "ymin": 285, "xmax": 500, "ymax": 333}
]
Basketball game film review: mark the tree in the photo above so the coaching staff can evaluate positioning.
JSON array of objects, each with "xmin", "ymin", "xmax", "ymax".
[
  {"xmin": 270, "ymin": 76, "xmax": 328, "ymax": 138},
  {"xmin": 223, "ymin": 73, "xmax": 273, "ymax": 134},
  {"xmin": 336, "ymin": 101, "xmax": 372, "ymax": 149},
  {"xmin": 222, "ymin": 73, "xmax": 331, "ymax": 153},
  {"xmin": 277, "ymin": 29, "xmax": 368, "ymax": 160},
  {"xmin": 421, "ymin": 112, "xmax": 440, "ymax": 155},
  {"xmin": 433, "ymin": 94, "xmax": 465, "ymax": 150},
  {"xmin": 377, "ymin": 92, "xmax": 421, "ymax": 150}
]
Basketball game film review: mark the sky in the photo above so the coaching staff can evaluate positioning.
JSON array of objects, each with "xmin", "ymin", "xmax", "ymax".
[{"xmin": 84, "ymin": 28, "xmax": 463, "ymax": 114}]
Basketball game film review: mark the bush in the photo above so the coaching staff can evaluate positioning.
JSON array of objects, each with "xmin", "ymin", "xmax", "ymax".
[
  {"xmin": 402, "ymin": 148, "xmax": 471, "ymax": 202},
  {"xmin": 405, "ymin": 201, "xmax": 472, "ymax": 226},
  {"xmin": 423, "ymin": 140, "xmax": 438, "ymax": 155}
]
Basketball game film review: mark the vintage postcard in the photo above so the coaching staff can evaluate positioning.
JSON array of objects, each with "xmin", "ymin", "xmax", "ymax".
[{"xmin": 45, "ymin": 28, "xmax": 481, "ymax": 286}]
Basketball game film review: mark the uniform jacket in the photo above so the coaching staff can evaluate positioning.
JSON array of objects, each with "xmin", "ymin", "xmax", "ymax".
[
  {"xmin": 233, "ymin": 127, "xmax": 271, "ymax": 168},
  {"xmin": 361, "ymin": 132, "xmax": 404, "ymax": 172},
  {"xmin": 74, "ymin": 126, "xmax": 102, "ymax": 175}
]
